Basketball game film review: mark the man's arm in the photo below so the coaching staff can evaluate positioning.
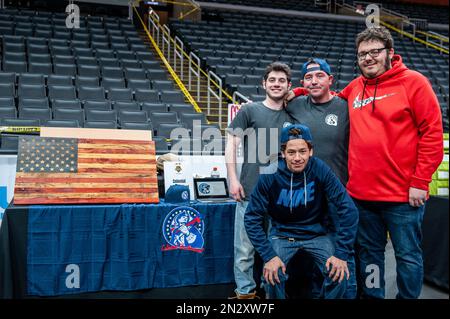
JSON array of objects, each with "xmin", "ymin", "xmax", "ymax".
[
  {"xmin": 225, "ymin": 132, "xmax": 245, "ymax": 201},
  {"xmin": 408, "ymin": 75, "xmax": 444, "ymax": 205},
  {"xmin": 244, "ymin": 177, "xmax": 278, "ymax": 264}
]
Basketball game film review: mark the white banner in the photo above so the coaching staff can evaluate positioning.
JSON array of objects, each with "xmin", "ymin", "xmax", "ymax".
[
  {"xmin": 228, "ymin": 104, "xmax": 242, "ymax": 127},
  {"xmin": 164, "ymin": 155, "xmax": 227, "ymax": 198},
  {"xmin": 0, "ymin": 155, "xmax": 17, "ymax": 227}
]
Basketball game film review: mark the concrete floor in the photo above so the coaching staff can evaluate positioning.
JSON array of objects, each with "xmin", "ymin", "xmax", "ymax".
[{"xmin": 385, "ymin": 240, "xmax": 449, "ymax": 299}]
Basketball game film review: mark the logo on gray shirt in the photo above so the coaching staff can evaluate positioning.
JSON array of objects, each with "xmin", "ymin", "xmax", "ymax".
[{"xmin": 325, "ymin": 114, "xmax": 338, "ymax": 126}]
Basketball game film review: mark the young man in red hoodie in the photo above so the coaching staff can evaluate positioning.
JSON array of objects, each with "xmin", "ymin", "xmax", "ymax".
[{"xmin": 290, "ymin": 26, "xmax": 444, "ymax": 299}]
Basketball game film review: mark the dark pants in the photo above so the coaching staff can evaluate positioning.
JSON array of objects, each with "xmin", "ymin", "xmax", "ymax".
[
  {"xmin": 354, "ymin": 199, "xmax": 425, "ymax": 299},
  {"xmin": 264, "ymin": 235, "xmax": 347, "ymax": 299}
]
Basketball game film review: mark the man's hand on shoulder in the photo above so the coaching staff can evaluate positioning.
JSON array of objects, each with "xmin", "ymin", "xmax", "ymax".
[{"xmin": 285, "ymin": 90, "xmax": 296, "ymax": 103}]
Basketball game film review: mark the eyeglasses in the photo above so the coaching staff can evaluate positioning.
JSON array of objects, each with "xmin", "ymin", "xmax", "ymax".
[{"xmin": 356, "ymin": 47, "xmax": 386, "ymax": 60}]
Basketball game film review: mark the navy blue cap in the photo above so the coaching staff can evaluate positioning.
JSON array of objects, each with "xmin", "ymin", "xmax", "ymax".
[
  {"xmin": 280, "ymin": 124, "xmax": 313, "ymax": 147},
  {"xmin": 300, "ymin": 58, "xmax": 331, "ymax": 79},
  {"xmin": 165, "ymin": 184, "xmax": 190, "ymax": 204}
]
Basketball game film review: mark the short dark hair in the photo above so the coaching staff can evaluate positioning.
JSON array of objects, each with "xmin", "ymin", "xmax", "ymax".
[
  {"xmin": 355, "ymin": 26, "xmax": 394, "ymax": 50},
  {"xmin": 263, "ymin": 62, "xmax": 292, "ymax": 83},
  {"xmin": 280, "ymin": 128, "xmax": 313, "ymax": 152}
]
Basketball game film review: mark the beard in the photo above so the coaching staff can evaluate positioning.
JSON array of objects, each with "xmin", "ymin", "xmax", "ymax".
[{"xmin": 359, "ymin": 55, "xmax": 392, "ymax": 79}]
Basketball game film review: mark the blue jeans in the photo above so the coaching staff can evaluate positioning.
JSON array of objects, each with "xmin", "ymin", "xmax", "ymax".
[
  {"xmin": 325, "ymin": 201, "xmax": 358, "ymax": 299},
  {"xmin": 233, "ymin": 200, "xmax": 256, "ymax": 295},
  {"xmin": 265, "ymin": 235, "xmax": 347, "ymax": 299},
  {"xmin": 354, "ymin": 200, "xmax": 425, "ymax": 299},
  {"xmin": 326, "ymin": 234, "xmax": 357, "ymax": 299}
]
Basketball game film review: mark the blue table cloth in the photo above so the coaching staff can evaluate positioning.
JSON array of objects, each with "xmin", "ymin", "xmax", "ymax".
[{"xmin": 27, "ymin": 201, "xmax": 235, "ymax": 296}]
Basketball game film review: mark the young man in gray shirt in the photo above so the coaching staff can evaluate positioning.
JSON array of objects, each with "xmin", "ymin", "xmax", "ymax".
[{"xmin": 226, "ymin": 62, "xmax": 293, "ymax": 299}]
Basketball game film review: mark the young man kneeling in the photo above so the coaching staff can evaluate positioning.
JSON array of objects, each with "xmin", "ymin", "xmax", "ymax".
[{"xmin": 244, "ymin": 124, "xmax": 358, "ymax": 299}]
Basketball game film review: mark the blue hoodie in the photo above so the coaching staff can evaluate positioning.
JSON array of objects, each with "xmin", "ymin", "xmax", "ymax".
[{"xmin": 244, "ymin": 156, "xmax": 358, "ymax": 263}]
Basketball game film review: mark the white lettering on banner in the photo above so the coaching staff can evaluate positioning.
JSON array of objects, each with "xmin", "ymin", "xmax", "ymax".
[
  {"xmin": 365, "ymin": 264, "xmax": 380, "ymax": 289},
  {"xmin": 65, "ymin": 4, "xmax": 80, "ymax": 29},
  {"xmin": 65, "ymin": 264, "xmax": 80, "ymax": 289},
  {"xmin": 228, "ymin": 104, "xmax": 242, "ymax": 127}
]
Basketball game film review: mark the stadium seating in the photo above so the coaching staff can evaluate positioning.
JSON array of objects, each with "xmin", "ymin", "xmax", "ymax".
[
  {"xmin": 0, "ymin": 7, "xmax": 209, "ymax": 146},
  {"xmin": 170, "ymin": 8, "xmax": 449, "ymax": 132},
  {"xmin": 199, "ymin": 0, "xmax": 327, "ymax": 13},
  {"xmin": 199, "ymin": 0, "xmax": 448, "ymax": 24}
]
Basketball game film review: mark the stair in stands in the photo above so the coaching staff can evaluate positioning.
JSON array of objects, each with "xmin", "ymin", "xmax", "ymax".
[{"xmin": 138, "ymin": 30, "xmax": 230, "ymax": 133}]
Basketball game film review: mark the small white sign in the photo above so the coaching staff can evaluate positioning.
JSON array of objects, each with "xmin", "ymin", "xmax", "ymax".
[{"xmin": 164, "ymin": 155, "xmax": 227, "ymax": 197}]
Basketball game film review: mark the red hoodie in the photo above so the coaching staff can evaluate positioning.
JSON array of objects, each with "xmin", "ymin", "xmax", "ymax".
[{"xmin": 294, "ymin": 55, "xmax": 444, "ymax": 202}]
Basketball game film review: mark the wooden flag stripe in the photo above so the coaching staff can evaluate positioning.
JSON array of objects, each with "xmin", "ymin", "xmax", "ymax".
[
  {"xmin": 78, "ymin": 167, "xmax": 157, "ymax": 174},
  {"xmin": 15, "ymin": 192, "xmax": 157, "ymax": 199},
  {"xmin": 78, "ymin": 163, "xmax": 154, "ymax": 169},
  {"xmin": 78, "ymin": 139, "xmax": 153, "ymax": 145},
  {"xmin": 78, "ymin": 153, "xmax": 155, "ymax": 159},
  {"xmin": 77, "ymin": 158, "xmax": 155, "ymax": 164},
  {"xmin": 77, "ymin": 148, "xmax": 152, "ymax": 154},
  {"xmin": 78, "ymin": 142, "xmax": 153, "ymax": 150},
  {"xmin": 14, "ymin": 197, "xmax": 158, "ymax": 204},
  {"xmin": 15, "ymin": 182, "xmax": 155, "ymax": 188},
  {"xmin": 15, "ymin": 172, "xmax": 156, "ymax": 179},
  {"xmin": 15, "ymin": 187, "xmax": 158, "ymax": 194},
  {"xmin": 15, "ymin": 177, "xmax": 157, "ymax": 184}
]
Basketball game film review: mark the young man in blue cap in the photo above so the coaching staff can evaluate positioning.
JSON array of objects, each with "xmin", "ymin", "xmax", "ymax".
[
  {"xmin": 285, "ymin": 58, "xmax": 356, "ymax": 298},
  {"xmin": 244, "ymin": 124, "xmax": 358, "ymax": 299}
]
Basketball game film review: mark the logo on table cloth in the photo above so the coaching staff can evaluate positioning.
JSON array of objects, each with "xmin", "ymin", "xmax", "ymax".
[{"xmin": 162, "ymin": 206, "xmax": 205, "ymax": 253}]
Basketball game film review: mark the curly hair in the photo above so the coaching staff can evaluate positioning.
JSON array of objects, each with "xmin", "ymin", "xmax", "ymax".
[{"xmin": 355, "ymin": 26, "xmax": 394, "ymax": 50}]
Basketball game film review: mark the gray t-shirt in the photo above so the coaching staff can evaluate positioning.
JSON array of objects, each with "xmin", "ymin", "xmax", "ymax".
[
  {"xmin": 227, "ymin": 102, "xmax": 293, "ymax": 198},
  {"xmin": 286, "ymin": 96, "xmax": 349, "ymax": 184}
]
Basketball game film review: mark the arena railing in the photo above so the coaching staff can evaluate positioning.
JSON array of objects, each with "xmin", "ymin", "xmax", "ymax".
[
  {"xmin": 132, "ymin": 2, "xmax": 241, "ymax": 129},
  {"xmin": 132, "ymin": 4, "xmax": 203, "ymax": 116},
  {"xmin": 337, "ymin": 1, "xmax": 449, "ymax": 55}
]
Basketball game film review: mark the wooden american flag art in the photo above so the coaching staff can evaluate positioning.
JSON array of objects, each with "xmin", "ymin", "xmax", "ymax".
[{"xmin": 13, "ymin": 135, "xmax": 159, "ymax": 204}]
